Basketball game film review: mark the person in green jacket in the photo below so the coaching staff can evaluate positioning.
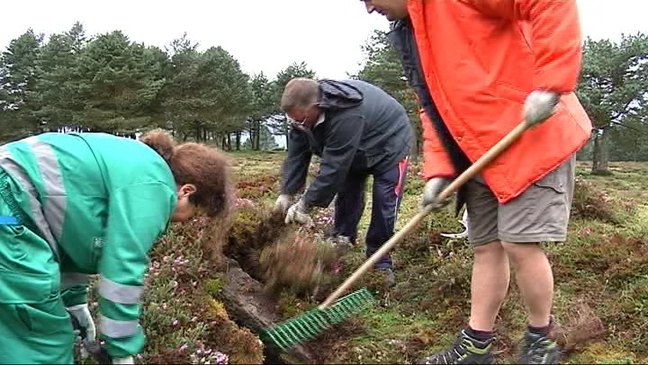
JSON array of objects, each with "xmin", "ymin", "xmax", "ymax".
[{"xmin": 0, "ymin": 129, "xmax": 232, "ymax": 364}]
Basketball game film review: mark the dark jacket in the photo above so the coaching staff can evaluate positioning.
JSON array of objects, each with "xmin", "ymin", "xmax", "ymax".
[
  {"xmin": 281, "ymin": 79, "xmax": 413, "ymax": 208},
  {"xmin": 387, "ymin": 19, "xmax": 471, "ymax": 177},
  {"xmin": 387, "ymin": 18, "xmax": 470, "ymax": 215}
]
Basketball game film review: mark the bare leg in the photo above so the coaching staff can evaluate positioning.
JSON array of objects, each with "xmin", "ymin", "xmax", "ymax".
[
  {"xmin": 502, "ymin": 242, "xmax": 553, "ymax": 327},
  {"xmin": 468, "ymin": 241, "xmax": 511, "ymax": 331}
]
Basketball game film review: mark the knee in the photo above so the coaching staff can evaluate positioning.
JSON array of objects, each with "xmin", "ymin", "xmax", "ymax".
[
  {"xmin": 473, "ymin": 241, "xmax": 506, "ymax": 259},
  {"xmin": 501, "ymin": 241, "xmax": 542, "ymax": 266}
]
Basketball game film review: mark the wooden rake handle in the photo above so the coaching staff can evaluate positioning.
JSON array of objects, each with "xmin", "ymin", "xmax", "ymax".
[{"xmin": 318, "ymin": 119, "xmax": 533, "ymax": 309}]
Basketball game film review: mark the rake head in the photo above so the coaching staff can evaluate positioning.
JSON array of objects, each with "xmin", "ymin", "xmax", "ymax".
[{"xmin": 260, "ymin": 288, "xmax": 375, "ymax": 351}]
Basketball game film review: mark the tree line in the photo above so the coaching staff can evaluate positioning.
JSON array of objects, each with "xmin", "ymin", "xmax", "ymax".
[
  {"xmin": 0, "ymin": 23, "xmax": 316, "ymax": 150},
  {"xmin": 1, "ymin": 22, "xmax": 647, "ymax": 173}
]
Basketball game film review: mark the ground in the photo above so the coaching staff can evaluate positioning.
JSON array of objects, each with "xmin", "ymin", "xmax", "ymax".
[{"xmin": 85, "ymin": 152, "xmax": 648, "ymax": 365}]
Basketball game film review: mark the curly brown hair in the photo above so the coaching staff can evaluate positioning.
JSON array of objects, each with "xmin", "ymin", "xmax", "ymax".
[{"xmin": 139, "ymin": 129, "xmax": 233, "ymax": 218}]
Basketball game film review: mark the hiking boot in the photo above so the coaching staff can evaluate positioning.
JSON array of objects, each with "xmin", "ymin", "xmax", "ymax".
[
  {"xmin": 516, "ymin": 330, "xmax": 562, "ymax": 364},
  {"xmin": 377, "ymin": 267, "xmax": 396, "ymax": 288},
  {"xmin": 416, "ymin": 329, "xmax": 496, "ymax": 364}
]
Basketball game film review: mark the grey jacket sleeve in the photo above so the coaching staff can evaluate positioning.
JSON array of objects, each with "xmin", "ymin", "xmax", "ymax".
[
  {"xmin": 302, "ymin": 114, "xmax": 365, "ymax": 208},
  {"xmin": 281, "ymin": 128, "xmax": 312, "ymax": 195}
]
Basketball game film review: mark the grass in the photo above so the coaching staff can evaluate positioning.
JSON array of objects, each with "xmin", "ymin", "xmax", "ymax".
[
  {"xmin": 245, "ymin": 156, "xmax": 647, "ymax": 364},
  {"xmin": 330, "ymin": 160, "xmax": 648, "ymax": 365},
  {"xmin": 81, "ymin": 153, "xmax": 648, "ymax": 364}
]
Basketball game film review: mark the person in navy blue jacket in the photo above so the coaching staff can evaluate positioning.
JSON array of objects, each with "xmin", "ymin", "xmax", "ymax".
[{"xmin": 274, "ymin": 77, "xmax": 413, "ymax": 286}]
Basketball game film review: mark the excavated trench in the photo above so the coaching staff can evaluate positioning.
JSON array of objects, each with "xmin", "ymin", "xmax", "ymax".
[
  {"xmin": 216, "ymin": 208, "xmax": 320, "ymax": 365},
  {"xmin": 209, "ymin": 187, "xmax": 348, "ymax": 364},
  {"xmin": 216, "ymin": 258, "xmax": 317, "ymax": 364}
]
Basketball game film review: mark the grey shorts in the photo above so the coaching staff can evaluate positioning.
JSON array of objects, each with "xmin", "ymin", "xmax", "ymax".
[{"xmin": 465, "ymin": 154, "xmax": 576, "ymax": 245}]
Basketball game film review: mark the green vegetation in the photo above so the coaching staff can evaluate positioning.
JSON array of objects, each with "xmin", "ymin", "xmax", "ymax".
[
  {"xmin": 113, "ymin": 153, "xmax": 647, "ymax": 364},
  {"xmin": 2, "ymin": 18, "xmax": 647, "ymax": 365}
]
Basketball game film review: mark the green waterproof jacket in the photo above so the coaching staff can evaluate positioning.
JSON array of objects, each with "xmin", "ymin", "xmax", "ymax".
[{"xmin": 0, "ymin": 132, "xmax": 177, "ymax": 358}]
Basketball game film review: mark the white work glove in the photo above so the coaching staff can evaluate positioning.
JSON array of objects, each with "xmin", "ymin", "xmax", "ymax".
[
  {"xmin": 112, "ymin": 357, "xmax": 135, "ymax": 364},
  {"xmin": 419, "ymin": 177, "xmax": 452, "ymax": 211},
  {"xmin": 67, "ymin": 303, "xmax": 97, "ymax": 359},
  {"xmin": 523, "ymin": 90, "xmax": 560, "ymax": 126},
  {"xmin": 274, "ymin": 194, "xmax": 293, "ymax": 213},
  {"xmin": 284, "ymin": 199, "xmax": 314, "ymax": 227}
]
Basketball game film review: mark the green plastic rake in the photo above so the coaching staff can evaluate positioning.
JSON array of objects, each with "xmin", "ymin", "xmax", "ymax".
[
  {"xmin": 261, "ymin": 119, "xmax": 535, "ymax": 351},
  {"xmin": 259, "ymin": 287, "xmax": 375, "ymax": 351}
]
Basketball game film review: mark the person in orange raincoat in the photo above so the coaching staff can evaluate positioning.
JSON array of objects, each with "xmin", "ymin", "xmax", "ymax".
[{"xmin": 360, "ymin": 1, "xmax": 592, "ymax": 364}]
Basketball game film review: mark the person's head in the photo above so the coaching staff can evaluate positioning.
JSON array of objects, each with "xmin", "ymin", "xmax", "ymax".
[
  {"xmin": 280, "ymin": 77, "xmax": 322, "ymax": 128},
  {"xmin": 361, "ymin": 0, "xmax": 408, "ymax": 21},
  {"xmin": 139, "ymin": 129, "xmax": 233, "ymax": 223}
]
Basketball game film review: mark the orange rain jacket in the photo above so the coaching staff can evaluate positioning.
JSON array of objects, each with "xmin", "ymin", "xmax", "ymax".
[{"xmin": 408, "ymin": 0, "xmax": 593, "ymax": 203}]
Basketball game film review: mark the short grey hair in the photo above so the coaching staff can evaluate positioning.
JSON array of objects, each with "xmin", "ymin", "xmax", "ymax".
[{"xmin": 280, "ymin": 78, "xmax": 319, "ymax": 112}]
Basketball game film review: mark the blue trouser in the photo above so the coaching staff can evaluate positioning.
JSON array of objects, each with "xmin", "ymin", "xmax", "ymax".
[{"xmin": 332, "ymin": 156, "xmax": 409, "ymax": 269}]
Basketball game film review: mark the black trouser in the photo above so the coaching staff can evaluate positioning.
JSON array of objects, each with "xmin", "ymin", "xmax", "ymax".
[{"xmin": 332, "ymin": 156, "xmax": 409, "ymax": 269}]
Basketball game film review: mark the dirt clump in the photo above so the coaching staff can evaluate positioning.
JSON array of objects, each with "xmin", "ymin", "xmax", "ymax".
[
  {"xmin": 402, "ymin": 334, "xmax": 433, "ymax": 361},
  {"xmin": 223, "ymin": 199, "xmax": 345, "ymax": 298},
  {"xmin": 223, "ymin": 200, "xmax": 291, "ymax": 280},
  {"xmin": 259, "ymin": 228, "xmax": 340, "ymax": 297},
  {"xmin": 554, "ymin": 299, "xmax": 606, "ymax": 354}
]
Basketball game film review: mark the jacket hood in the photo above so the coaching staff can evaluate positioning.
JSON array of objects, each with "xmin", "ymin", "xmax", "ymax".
[{"xmin": 317, "ymin": 79, "xmax": 364, "ymax": 110}]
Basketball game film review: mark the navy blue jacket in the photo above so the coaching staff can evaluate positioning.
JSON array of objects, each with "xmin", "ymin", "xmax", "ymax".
[{"xmin": 281, "ymin": 79, "xmax": 413, "ymax": 208}]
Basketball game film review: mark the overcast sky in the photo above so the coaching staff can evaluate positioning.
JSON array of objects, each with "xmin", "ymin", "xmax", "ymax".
[{"xmin": 1, "ymin": 0, "xmax": 647, "ymax": 80}]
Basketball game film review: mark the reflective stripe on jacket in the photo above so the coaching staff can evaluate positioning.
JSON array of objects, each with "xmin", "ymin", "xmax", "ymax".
[{"xmin": 0, "ymin": 132, "xmax": 176, "ymax": 358}]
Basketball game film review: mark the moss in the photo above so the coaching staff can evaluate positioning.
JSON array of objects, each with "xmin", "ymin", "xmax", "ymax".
[
  {"xmin": 205, "ymin": 298, "xmax": 230, "ymax": 320},
  {"xmin": 567, "ymin": 342, "xmax": 638, "ymax": 364},
  {"xmin": 204, "ymin": 276, "xmax": 225, "ymax": 296},
  {"xmin": 276, "ymin": 291, "xmax": 313, "ymax": 321},
  {"xmin": 554, "ymin": 234, "xmax": 648, "ymax": 286},
  {"xmin": 202, "ymin": 297, "xmax": 265, "ymax": 364},
  {"xmin": 207, "ymin": 322, "xmax": 265, "ymax": 364}
]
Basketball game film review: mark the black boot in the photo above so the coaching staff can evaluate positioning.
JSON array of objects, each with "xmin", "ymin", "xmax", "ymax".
[
  {"xmin": 516, "ymin": 330, "xmax": 562, "ymax": 364},
  {"xmin": 416, "ymin": 329, "xmax": 496, "ymax": 364}
]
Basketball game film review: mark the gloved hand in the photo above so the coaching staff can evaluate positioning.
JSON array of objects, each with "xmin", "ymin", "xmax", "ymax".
[
  {"xmin": 419, "ymin": 177, "xmax": 452, "ymax": 211},
  {"xmin": 67, "ymin": 303, "xmax": 97, "ymax": 359},
  {"xmin": 274, "ymin": 194, "xmax": 293, "ymax": 213},
  {"xmin": 523, "ymin": 90, "xmax": 560, "ymax": 126},
  {"xmin": 67, "ymin": 304, "xmax": 96, "ymax": 342},
  {"xmin": 284, "ymin": 199, "xmax": 314, "ymax": 227},
  {"xmin": 113, "ymin": 357, "xmax": 135, "ymax": 364}
]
